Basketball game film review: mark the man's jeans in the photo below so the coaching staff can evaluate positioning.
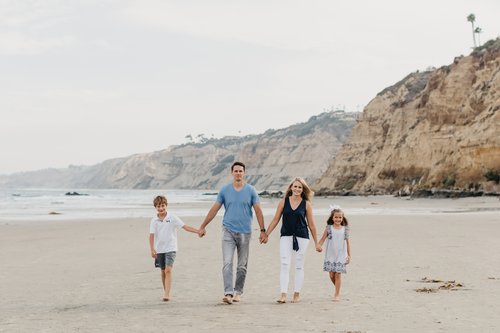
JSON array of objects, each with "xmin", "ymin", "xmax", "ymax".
[{"xmin": 222, "ymin": 226, "xmax": 251, "ymax": 296}]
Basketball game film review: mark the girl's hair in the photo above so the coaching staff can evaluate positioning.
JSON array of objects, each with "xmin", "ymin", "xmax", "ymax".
[
  {"xmin": 153, "ymin": 195, "xmax": 168, "ymax": 207},
  {"xmin": 285, "ymin": 177, "xmax": 313, "ymax": 201},
  {"xmin": 327, "ymin": 208, "xmax": 348, "ymax": 226}
]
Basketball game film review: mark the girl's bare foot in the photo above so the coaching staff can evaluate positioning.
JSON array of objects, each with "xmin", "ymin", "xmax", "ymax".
[
  {"xmin": 292, "ymin": 292, "xmax": 300, "ymax": 303},
  {"xmin": 333, "ymin": 295, "xmax": 340, "ymax": 302},
  {"xmin": 277, "ymin": 293, "xmax": 287, "ymax": 303}
]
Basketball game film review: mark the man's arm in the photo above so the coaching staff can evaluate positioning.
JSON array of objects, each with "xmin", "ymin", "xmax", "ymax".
[
  {"xmin": 198, "ymin": 202, "xmax": 222, "ymax": 237},
  {"xmin": 253, "ymin": 202, "xmax": 266, "ymax": 243}
]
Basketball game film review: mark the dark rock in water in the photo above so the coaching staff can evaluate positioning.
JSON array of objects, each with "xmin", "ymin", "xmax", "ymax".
[
  {"xmin": 49, "ymin": 211, "xmax": 62, "ymax": 215},
  {"xmin": 411, "ymin": 189, "xmax": 488, "ymax": 198},
  {"xmin": 202, "ymin": 192, "xmax": 218, "ymax": 196},
  {"xmin": 410, "ymin": 189, "xmax": 434, "ymax": 198},
  {"xmin": 259, "ymin": 190, "xmax": 284, "ymax": 198},
  {"xmin": 315, "ymin": 189, "xmax": 362, "ymax": 197},
  {"xmin": 65, "ymin": 192, "xmax": 88, "ymax": 196}
]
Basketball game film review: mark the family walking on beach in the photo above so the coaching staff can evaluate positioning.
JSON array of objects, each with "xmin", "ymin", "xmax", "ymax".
[{"xmin": 148, "ymin": 161, "xmax": 351, "ymax": 304}]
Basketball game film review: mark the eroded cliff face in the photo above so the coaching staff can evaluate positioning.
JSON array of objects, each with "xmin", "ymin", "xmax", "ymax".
[
  {"xmin": 85, "ymin": 112, "xmax": 356, "ymax": 190},
  {"xmin": 0, "ymin": 111, "xmax": 357, "ymax": 191},
  {"xmin": 315, "ymin": 39, "xmax": 500, "ymax": 194}
]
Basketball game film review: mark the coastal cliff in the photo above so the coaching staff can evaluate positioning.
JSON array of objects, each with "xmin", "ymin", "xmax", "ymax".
[
  {"xmin": 315, "ymin": 39, "xmax": 500, "ymax": 195},
  {"xmin": 0, "ymin": 111, "xmax": 357, "ymax": 191},
  {"xmin": 3, "ymin": 40, "xmax": 499, "ymax": 195}
]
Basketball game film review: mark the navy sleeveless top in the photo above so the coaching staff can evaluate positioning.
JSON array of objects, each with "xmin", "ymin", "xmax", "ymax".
[{"xmin": 280, "ymin": 197, "xmax": 309, "ymax": 250}]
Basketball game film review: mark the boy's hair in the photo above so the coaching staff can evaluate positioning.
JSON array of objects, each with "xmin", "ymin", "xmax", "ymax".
[
  {"xmin": 153, "ymin": 195, "xmax": 168, "ymax": 207},
  {"xmin": 327, "ymin": 209, "xmax": 348, "ymax": 226},
  {"xmin": 231, "ymin": 161, "xmax": 246, "ymax": 171}
]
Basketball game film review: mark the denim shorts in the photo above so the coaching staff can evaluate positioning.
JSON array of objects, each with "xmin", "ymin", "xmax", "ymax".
[{"xmin": 154, "ymin": 251, "xmax": 177, "ymax": 269}]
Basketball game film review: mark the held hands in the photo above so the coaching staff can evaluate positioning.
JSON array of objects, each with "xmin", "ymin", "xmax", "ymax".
[
  {"xmin": 315, "ymin": 244, "xmax": 322, "ymax": 252},
  {"xmin": 198, "ymin": 228, "xmax": 206, "ymax": 238},
  {"xmin": 259, "ymin": 231, "xmax": 268, "ymax": 244}
]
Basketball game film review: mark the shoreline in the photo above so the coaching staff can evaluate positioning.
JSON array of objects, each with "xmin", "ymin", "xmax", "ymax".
[
  {"xmin": 312, "ymin": 189, "xmax": 500, "ymax": 198},
  {"xmin": 1, "ymin": 195, "xmax": 499, "ymax": 224}
]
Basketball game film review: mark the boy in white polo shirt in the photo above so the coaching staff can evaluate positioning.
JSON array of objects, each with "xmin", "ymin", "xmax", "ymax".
[{"xmin": 149, "ymin": 195, "xmax": 199, "ymax": 301}]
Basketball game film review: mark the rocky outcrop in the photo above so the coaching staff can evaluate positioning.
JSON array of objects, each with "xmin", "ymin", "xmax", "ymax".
[
  {"xmin": 0, "ymin": 111, "xmax": 357, "ymax": 191},
  {"xmin": 315, "ymin": 39, "xmax": 500, "ymax": 195}
]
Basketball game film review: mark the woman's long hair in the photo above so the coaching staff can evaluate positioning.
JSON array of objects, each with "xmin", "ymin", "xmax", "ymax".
[{"xmin": 285, "ymin": 177, "xmax": 313, "ymax": 201}]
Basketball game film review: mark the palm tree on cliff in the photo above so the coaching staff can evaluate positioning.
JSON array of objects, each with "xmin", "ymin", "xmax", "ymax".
[
  {"xmin": 467, "ymin": 13, "xmax": 477, "ymax": 48},
  {"xmin": 474, "ymin": 27, "xmax": 482, "ymax": 47}
]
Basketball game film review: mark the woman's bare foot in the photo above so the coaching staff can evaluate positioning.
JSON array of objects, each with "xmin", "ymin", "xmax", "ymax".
[
  {"xmin": 292, "ymin": 292, "xmax": 300, "ymax": 303},
  {"xmin": 276, "ymin": 293, "xmax": 287, "ymax": 303}
]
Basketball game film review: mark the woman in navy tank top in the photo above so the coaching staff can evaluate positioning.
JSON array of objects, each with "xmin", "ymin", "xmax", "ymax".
[{"xmin": 264, "ymin": 177, "xmax": 320, "ymax": 303}]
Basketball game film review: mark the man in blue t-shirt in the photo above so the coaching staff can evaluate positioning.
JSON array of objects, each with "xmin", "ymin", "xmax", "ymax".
[{"xmin": 199, "ymin": 161, "xmax": 266, "ymax": 304}]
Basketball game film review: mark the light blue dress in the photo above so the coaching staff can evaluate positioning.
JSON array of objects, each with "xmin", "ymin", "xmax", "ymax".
[{"xmin": 323, "ymin": 225, "xmax": 349, "ymax": 273}]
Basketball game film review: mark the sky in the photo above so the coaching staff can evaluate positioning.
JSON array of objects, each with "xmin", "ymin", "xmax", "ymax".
[{"xmin": 1, "ymin": 0, "xmax": 499, "ymax": 175}]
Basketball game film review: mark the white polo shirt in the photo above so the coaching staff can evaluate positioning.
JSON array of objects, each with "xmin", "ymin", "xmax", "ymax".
[{"xmin": 149, "ymin": 212, "xmax": 185, "ymax": 253}]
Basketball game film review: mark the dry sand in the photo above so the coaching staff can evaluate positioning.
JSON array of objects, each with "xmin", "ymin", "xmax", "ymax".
[{"xmin": 1, "ymin": 196, "xmax": 499, "ymax": 332}]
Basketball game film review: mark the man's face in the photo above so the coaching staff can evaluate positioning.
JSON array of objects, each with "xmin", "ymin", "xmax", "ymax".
[{"xmin": 231, "ymin": 165, "xmax": 245, "ymax": 182}]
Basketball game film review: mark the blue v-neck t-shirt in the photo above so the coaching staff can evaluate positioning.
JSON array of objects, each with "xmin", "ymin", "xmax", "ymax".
[{"xmin": 216, "ymin": 183, "xmax": 260, "ymax": 233}]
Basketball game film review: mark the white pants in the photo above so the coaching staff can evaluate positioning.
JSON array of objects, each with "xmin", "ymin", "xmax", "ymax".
[{"xmin": 279, "ymin": 236, "xmax": 309, "ymax": 293}]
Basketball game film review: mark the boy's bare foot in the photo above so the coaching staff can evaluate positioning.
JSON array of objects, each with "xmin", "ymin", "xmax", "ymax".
[
  {"xmin": 276, "ymin": 293, "xmax": 287, "ymax": 303},
  {"xmin": 291, "ymin": 292, "xmax": 300, "ymax": 303},
  {"xmin": 232, "ymin": 294, "xmax": 241, "ymax": 302},
  {"xmin": 222, "ymin": 294, "xmax": 233, "ymax": 304}
]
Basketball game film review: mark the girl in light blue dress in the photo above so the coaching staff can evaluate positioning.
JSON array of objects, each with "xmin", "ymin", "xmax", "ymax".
[{"xmin": 318, "ymin": 205, "xmax": 351, "ymax": 301}]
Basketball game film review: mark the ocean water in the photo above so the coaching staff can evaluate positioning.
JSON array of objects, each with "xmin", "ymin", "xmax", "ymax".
[
  {"xmin": 0, "ymin": 188, "xmax": 218, "ymax": 221},
  {"xmin": 1, "ymin": 188, "xmax": 498, "ymax": 222}
]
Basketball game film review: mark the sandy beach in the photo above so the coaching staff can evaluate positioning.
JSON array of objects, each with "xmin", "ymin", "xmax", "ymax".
[{"xmin": 1, "ymin": 196, "xmax": 499, "ymax": 332}]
